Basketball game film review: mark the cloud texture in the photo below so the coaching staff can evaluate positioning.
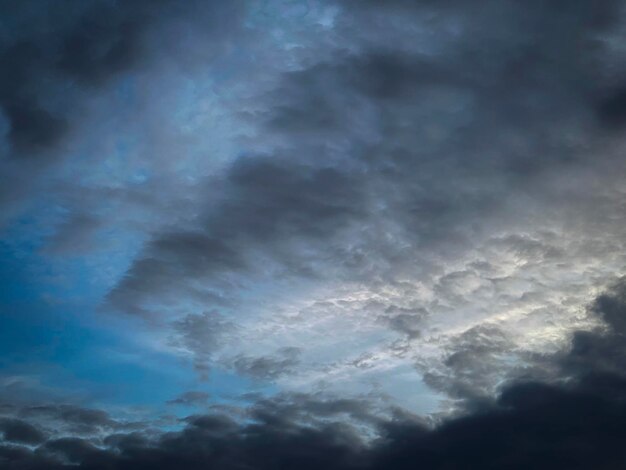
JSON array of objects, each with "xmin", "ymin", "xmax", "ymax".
[
  {"xmin": 2, "ymin": 0, "xmax": 626, "ymax": 468},
  {"xmin": 3, "ymin": 281, "xmax": 626, "ymax": 468}
]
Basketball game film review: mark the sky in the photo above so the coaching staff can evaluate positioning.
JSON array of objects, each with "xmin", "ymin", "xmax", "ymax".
[{"xmin": 1, "ymin": 0, "xmax": 626, "ymax": 468}]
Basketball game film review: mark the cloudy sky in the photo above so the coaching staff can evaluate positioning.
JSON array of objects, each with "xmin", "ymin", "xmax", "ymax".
[{"xmin": 2, "ymin": 0, "xmax": 626, "ymax": 468}]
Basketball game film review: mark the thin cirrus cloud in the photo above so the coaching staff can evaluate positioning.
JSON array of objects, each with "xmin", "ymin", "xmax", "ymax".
[{"xmin": 1, "ymin": 0, "xmax": 626, "ymax": 468}]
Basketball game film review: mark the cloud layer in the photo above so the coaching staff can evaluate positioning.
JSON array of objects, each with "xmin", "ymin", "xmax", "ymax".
[
  {"xmin": 2, "ymin": 0, "xmax": 626, "ymax": 467},
  {"xmin": 3, "ymin": 280, "xmax": 626, "ymax": 468},
  {"xmin": 101, "ymin": 0, "xmax": 626, "ymax": 404}
]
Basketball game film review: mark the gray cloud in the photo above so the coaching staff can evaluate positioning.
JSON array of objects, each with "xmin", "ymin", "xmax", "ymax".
[
  {"xmin": 99, "ymin": 0, "xmax": 626, "ymax": 388},
  {"xmin": 0, "ymin": 0, "xmax": 167, "ymax": 230},
  {"xmin": 3, "ymin": 0, "xmax": 626, "ymax": 438},
  {"xmin": 0, "ymin": 0, "xmax": 243, "ymax": 158},
  {"xmin": 109, "ymin": 0, "xmax": 626, "ymax": 304},
  {"xmin": 4, "ymin": 278, "xmax": 626, "ymax": 468},
  {"xmin": 106, "ymin": 156, "xmax": 365, "ymax": 316},
  {"xmin": 0, "ymin": 418, "xmax": 46, "ymax": 445},
  {"xmin": 232, "ymin": 347, "xmax": 302, "ymax": 381},
  {"xmin": 0, "ymin": 0, "xmax": 247, "ymax": 232},
  {"xmin": 378, "ymin": 306, "xmax": 429, "ymax": 339},
  {"xmin": 12, "ymin": 404, "xmax": 121, "ymax": 436},
  {"xmin": 563, "ymin": 279, "xmax": 626, "ymax": 379},
  {"xmin": 421, "ymin": 324, "xmax": 516, "ymax": 402},
  {"xmin": 169, "ymin": 311, "xmax": 237, "ymax": 377}
]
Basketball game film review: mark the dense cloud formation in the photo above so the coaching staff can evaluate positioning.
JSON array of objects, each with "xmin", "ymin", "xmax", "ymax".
[
  {"xmin": 0, "ymin": 0, "xmax": 244, "ymax": 226},
  {"xmin": 2, "ymin": 280, "xmax": 626, "ymax": 468},
  {"xmin": 95, "ymin": 0, "xmax": 626, "ymax": 403},
  {"xmin": 2, "ymin": 0, "xmax": 626, "ymax": 468},
  {"xmin": 0, "ymin": 0, "xmax": 245, "ymax": 157},
  {"xmin": 0, "ymin": 0, "xmax": 156, "ymax": 221}
]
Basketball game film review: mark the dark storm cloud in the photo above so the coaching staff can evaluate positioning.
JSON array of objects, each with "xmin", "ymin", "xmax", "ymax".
[
  {"xmin": 422, "ymin": 325, "xmax": 514, "ymax": 402},
  {"xmin": 562, "ymin": 280, "xmax": 626, "ymax": 379},
  {"xmin": 5, "ymin": 278, "xmax": 626, "ymax": 469},
  {"xmin": 1, "ymin": 404, "xmax": 130, "ymax": 438},
  {"xmin": 0, "ymin": 0, "xmax": 166, "ymax": 232},
  {"xmin": 0, "ymin": 0, "xmax": 165, "ymax": 157},
  {"xmin": 597, "ymin": 85, "xmax": 626, "ymax": 127},
  {"xmin": 372, "ymin": 277, "xmax": 626, "ymax": 469},
  {"xmin": 0, "ymin": 418, "xmax": 45, "ymax": 445}
]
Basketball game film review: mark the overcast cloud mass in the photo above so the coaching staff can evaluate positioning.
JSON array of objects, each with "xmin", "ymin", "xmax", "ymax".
[{"xmin": 2, "ymin": 0, "xmax": 626, "ymax": 468}]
